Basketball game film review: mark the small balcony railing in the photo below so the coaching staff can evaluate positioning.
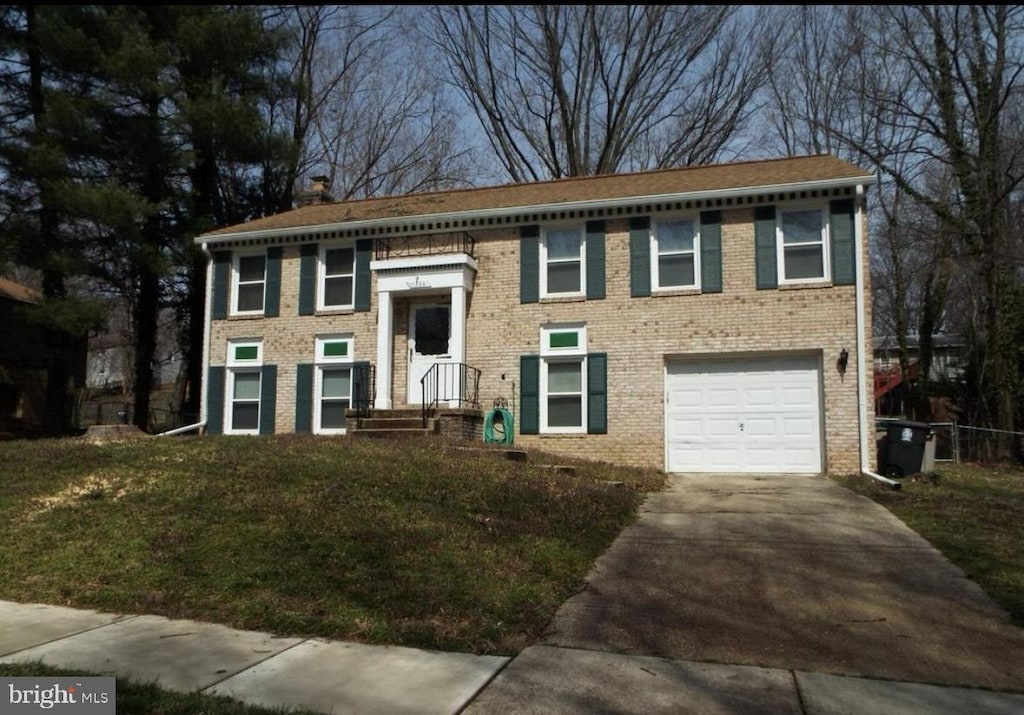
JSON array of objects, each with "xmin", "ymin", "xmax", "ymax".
[
  {"xmin": 374, "ymin": 232, "xmax": 476, "ymax": 261},
  {"xmin": 420, "ymin": 362, "xmax": 481, "ymax": 425}
]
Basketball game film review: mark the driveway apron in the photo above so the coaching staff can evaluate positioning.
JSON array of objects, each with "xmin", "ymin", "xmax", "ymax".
[{"xmin": 540, "ymin": 474, "xmax": 1024, "ymax": 691}]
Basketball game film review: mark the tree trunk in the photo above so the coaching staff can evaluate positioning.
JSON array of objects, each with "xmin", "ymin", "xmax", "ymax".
[{"xmin": 132, "ymin": 264, "xmax": 159, "ymax": 431}]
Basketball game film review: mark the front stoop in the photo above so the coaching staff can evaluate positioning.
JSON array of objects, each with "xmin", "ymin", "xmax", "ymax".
[{"xmin": 347, "ymin": 407, "xmax": 484, "ymax": 440}]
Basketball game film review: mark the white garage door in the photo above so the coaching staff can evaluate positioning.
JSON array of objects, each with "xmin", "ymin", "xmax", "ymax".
[{"xmin": 665, "ymin": 355, "xmax": 822, "ymax": 474}]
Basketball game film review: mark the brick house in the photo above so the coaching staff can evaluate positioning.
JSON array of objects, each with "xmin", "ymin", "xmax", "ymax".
[{"xmin": 194, "ymin": 154, "xmax": 876, "ymax": 475}]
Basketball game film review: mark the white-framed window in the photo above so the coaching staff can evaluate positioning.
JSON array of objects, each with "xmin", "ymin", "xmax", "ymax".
[
  {"xmin": 652, "ymin": 217, "xmax": 699, "ymax": 290},
  {"xmin": 778, "ymin": 207, "xmax": 829, "ymax": 284},
  {"xmin": 232, "ymin": 252, "xmax": 267, "ymax": 315},
  {"xmin": 318, "ymin": 244, "xmax": 355, "ymax": 310},
  {"xmin": 541, "ymin": 226, "xmax": 585, "ymax": 297},
  {"xmin": 314, "ymin": 335, "xmax": 353, "ymax": 434},
  {"xmin": 226, "ymin": 339, "xmax": 263, "ymax": 434},
  {"xmin": 540, "ymin": 324, "xmax": 587, "ymax": 433}
]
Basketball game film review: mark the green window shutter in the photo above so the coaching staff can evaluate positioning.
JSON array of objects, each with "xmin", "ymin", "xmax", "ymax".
[
  {"xmin": 585, "ymin": 220, "xmax": 606, "ymax": 300},
  {"xmin": 700, "ymin": 210, "xmax": 723, "ymax": 293},
  {"xmin": 211, "ymin": 251, "xmax": 231, "ymax": 320},
  {"xmin": 206, "ymin": 366, "xmax": 225, "ymax": 435},
  {"xmin": 519, "ymin": 225, "xmax": 539, "ymax": 304},
  {"xmin": 629, "ymin": 217, "xmax": 651, "ymax": 297},
  {"xmin": 264, "ymin": 247, "xmax": 282, "ymax": 317},
  {"xmin": 830, "ymin": 198, "xmax": 856, "ymax": 286},
  {"xmin": 352, "ymin": 360, "xmax": 372, "ymax": 411},
  {"xmin": 754, "ymin": 205, "xmax": 778, "ymax": 290},
  {"xmin": 519, "ymin": 355, "xmax": 539, "ymax": 434},
  {"xmin": 298, "ymin": 244, "xmax": 318, "ymax": 315},
  {"xmin": 295, "ymin": 363, "xmax": 313, "ymax": 433},
  {"xmin": 587, "ymin": 352, "xmax": 608, "ymax": 435},
  {"xmin": 259, "ymin": 364, "xmax": 277, "ymax": 435},
  {"xmin": 354, "ymin": 239, "xmax": 372, "ymax": 312}
]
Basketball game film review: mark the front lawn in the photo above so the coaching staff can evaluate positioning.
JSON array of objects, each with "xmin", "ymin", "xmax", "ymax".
[
  {"xmin": 0, "ymin": 435, "xmax": 663, "ymax": 655},
  {"xmin": 834, "ymin": 462, "xmax": 1024, "ymax": 626}
]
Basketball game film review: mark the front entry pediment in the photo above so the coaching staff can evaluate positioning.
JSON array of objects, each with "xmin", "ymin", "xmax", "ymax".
[{"xmin": 372, "ymin": 254, "xmax": 477, "ymax": 295}]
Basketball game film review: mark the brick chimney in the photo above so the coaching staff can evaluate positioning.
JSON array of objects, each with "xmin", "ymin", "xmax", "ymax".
[{"xmin": 297, "ymin": 175, "xmax": 333, "ymax": 207}]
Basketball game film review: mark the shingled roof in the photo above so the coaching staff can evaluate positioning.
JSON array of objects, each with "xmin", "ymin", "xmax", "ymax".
[{"xmin": 199, "ymin": 154, "xmax": 873, "ymax": 242}]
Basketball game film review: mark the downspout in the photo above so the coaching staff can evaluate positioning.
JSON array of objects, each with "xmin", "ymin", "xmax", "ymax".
[
  {"xmin": 157, "ymin": 240, "xmax": 211, "ymax": 436},
  {"xmin": 854, "ymin": 184, "xmax": 901, "ymax": 490}
]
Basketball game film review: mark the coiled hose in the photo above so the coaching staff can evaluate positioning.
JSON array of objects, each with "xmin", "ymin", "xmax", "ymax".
[{"xmin": 483, "ymin": 406, "xmax": 515, "ymax": 445}]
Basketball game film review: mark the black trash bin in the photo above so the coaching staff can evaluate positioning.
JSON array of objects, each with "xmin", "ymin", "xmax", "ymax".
[{"xmin": 882, "ymin": 420, "xmax": 932, "ymax": 478}]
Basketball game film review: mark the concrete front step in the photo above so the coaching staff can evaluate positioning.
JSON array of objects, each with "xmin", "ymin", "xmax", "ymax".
[
  {"xmin": 357, "ymin": 417, "xmax": 430, "ymax": 430},
  {"xmin": 356, "ymin": 408, "xmax": 433, "ymax": 420},
  {"xmin": 350, "ymin": 427, "xmax": 438, "ymax": 438}
]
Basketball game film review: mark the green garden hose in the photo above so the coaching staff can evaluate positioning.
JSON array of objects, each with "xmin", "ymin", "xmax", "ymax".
[{"xmin": 483, "ymin": 407, "xmax": 515, "ymax": 445}]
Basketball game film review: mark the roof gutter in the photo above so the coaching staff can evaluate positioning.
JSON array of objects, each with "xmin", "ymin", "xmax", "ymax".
[
  {"xmin": 196, "ymin": 175, "xmax": 875, "ymax": 246},
  {"xmin": 156, "ymin": 241, "xmax": 212, "ymax": 437},
  {"xmin": 853, "ymin": 183, "xmax": 900, "ymax": 490}
]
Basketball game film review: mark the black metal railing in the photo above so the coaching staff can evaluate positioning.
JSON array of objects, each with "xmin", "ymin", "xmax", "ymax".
[
  {"xmin": 374, "ymin": 232, "xmax": 476, "ymax": 261},
  {"xmin": 421, "ymin": 362, "xmax": 481, "ymax": 426},
  {"xmin": 353, "ymin": 363, "xmax": 376, "ymax": 418}
]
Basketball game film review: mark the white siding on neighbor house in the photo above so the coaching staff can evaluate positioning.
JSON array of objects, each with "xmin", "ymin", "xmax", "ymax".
[{"xmin": 665, "ymin": 354, "xmax": 823, "ymax": 474}]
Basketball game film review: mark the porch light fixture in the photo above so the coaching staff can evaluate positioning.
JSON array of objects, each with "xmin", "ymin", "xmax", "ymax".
[{"xmin": 837, "ymin": 348, "xmax": 849, "ymax": 376}]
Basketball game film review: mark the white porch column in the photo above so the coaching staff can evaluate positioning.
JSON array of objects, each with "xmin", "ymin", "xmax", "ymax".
[
  {"xmin": 375, "ymin": 290, "xmax": 393, "ymax": 409},
  {"xmin": 450, "ymin": 285, "xmax": 467, "ymax": 406},
  {"xmin": 451, "ymin": 285, "xmax": 467, "ymax": 364}
]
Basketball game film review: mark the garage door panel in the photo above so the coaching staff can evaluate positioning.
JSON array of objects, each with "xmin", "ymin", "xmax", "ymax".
[
  {"xmin": 709, "ymin": 448, "xmax": 743, "ymax": 469},
  {"xmin": 781, "ymin": 386, "xmax": 815, "ymax": 408},
  {"xmin": 709, "ymin": 388, "xmax": 741, "ymax": 409},
  {"xmin": 744, "ymin": 417, "xmax": 777, "ymax": 437},
  {"xmin": 673, "ymin": 388, "xmax": 704, "ymax": 410},
  {"xmin": 782, "ymin": 416, "xmax": 815, "ymax": 436},
  {"xmin": 745, "ymin": 387, "xmax": 776, "ymax": 408},
  {"xmin": 666, "ymin": 355, "xmax": 821, "ymax": 474},
  {"xmin": 708, "ymin": 418, "xmax": 738, "ymax": 437},
  {"xmin": 669, "ymin": 417, "xmax": 703, "ymax": 434}
]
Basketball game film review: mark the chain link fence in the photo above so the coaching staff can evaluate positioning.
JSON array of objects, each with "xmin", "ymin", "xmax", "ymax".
[{"xmin": 877, "ymin": 418, "xmax": 1024, "ymax": 465}]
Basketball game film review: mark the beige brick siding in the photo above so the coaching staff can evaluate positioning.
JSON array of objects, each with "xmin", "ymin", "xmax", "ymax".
[{"xmin": 208, "ymin": 197, "xmax": 872, "ymax": 475}]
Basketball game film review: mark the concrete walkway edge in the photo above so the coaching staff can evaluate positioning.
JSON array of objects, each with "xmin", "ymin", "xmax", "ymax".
[{"xmin": 0, "ymin": 600, "xmax": 508, "ymax": 714}]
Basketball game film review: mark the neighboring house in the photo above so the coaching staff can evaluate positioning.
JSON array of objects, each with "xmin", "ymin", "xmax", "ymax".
[
  {"xmin": 873, "ymin": 334, "xmax": 965, "ymax": 382},
  {"xmin": 0, "ymin": 276, "xmax": 86, "ymax": 433},
  {"xmin": 194, "ymin": 154, "xmax": 876, "ymax": 475},
  {"xmin": 86, "ymin": 306, "xmax": 183, "ymax": 393},
  {"xmin": 873, "ymin": 334, "xmax": 965, "ymax": 419}
]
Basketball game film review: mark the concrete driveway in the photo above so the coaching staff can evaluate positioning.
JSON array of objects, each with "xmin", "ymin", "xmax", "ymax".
[{"xmin": 468, "ymin": 474, "xmax": 1024, "ymax": 714}]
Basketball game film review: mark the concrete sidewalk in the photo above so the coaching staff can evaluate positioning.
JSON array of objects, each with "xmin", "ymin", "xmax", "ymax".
[
  {"xmin": 4, "ymin": 600, "xmax": 1024, "ymax": 714},
  {"xmin": 0, "ymin": 600, "xmax": 507, "ymax": 714}
]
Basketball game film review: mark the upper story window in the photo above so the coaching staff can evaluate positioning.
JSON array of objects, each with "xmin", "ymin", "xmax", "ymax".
[
  {"xmin": 232, "ymin": 252, "xmax": 266, "ymax": 315},
  {"xmin": 541, "ymin": 227, "xmax": 585, "ymax": 298},
  {"xmin": 319, "ymin": 244, "xmax": 355, "ymax": 310},
  {"xmin": 652, "ymin": 218, "xmax": 699, "ymax": 290},
  {"xmin": 778, "ymin": 208, "xmax": 829, "ymax": 284}
]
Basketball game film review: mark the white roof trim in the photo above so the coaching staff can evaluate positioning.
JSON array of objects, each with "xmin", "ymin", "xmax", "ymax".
[{"xmin": 196, "ymin": 174, "xmax": 875, "ymax": 246}]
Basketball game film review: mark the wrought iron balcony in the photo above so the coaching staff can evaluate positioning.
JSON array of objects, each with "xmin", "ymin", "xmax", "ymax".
[{"xmin": 374, "ymin": 232, "xmax": 476, "ymax": 261}]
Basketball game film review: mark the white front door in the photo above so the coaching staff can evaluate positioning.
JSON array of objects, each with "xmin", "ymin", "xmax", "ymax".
[
  {"xmin": 665, "ymin": 355, "xmax": 823, "ymax": 474},
  {"xmin": 408, "ymin": 304, "xmax": 451, "ymax": 404}
]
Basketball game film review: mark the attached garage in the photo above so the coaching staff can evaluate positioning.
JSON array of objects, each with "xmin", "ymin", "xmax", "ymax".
[{"xmin": 665, "ymin": 354, "xmax": 823, "ymax": 474}]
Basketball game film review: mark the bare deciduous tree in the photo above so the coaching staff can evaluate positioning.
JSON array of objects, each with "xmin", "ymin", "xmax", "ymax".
[
  {"xmin": 429, "ymin": 4, "xmax": 775, "ymax": 180},
  {"xmin": 770, "ymin": 5, "xmax": 1024, "ymax": 439},
  {"xmin": 269, "ymin": 5, "xmax": 476, "ymax": 201}
]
